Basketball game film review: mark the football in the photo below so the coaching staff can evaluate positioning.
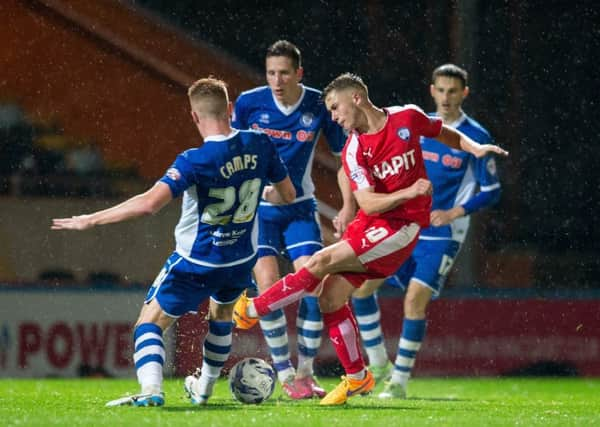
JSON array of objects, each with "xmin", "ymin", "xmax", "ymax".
[{"xmin": 229, "ymin": 357, "xmax": 276, "ymax": 404}]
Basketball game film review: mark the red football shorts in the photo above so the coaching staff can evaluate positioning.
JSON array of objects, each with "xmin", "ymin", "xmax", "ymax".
[{"xmin": 340, "ymin": 215, "xmax": 420, "ymax": 288}]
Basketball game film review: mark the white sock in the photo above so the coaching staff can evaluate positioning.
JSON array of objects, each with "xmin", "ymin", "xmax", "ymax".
[
  {"xmin": 277, "ymin": 367, "xmax": 296, "ymax": 383},
  {"xmin": 366, "ymin": 343, "xmax": 389, "ymax": 367},
  {"xmin": 247, "ymin": 302, "xmax": 258, "ymax": 318},
  {"xmin": 296, "ymin": 354, "xmax": 314, "ymax": 378},
  {"xmin": 141, "ymin": 383, "xmax": 162, "ymax": 395},
  {"xmin": 346, "ymin": 369, "xmax": 366, "ymax": 381},
  {"xmin": 390, "ymin": 371, "xmax": 410, "ymax": 387},
  {"xmin": 197, "ymin": 374, "xmax": 218, "ymax": 397}
]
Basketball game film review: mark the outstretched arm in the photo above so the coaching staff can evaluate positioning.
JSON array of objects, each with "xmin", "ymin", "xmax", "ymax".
[
  {"xmin": 436, "ymin": 125, "xmax": 509, "ymax": 158},
  {"xmin": 353, "ymin": 178, "xmax": 432, "ymax": 215},
  {"xmin": 51, "ymin": 182, "xmax": 173, "ymax": 230},
  {"xmin": 431, "ymin": 186, "xmax": 501, "ymax": 226}
]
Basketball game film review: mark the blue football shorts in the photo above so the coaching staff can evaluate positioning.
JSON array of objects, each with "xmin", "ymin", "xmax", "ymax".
[
  {"xmin": 385, "ymin": 238, "xmax": 461, "ymax": 297},
  {"xmin": 257, "ymin": 198, "xmax": 323, "ymax": 261},
  {"xmin": 144, "ymin": 252, "xmax": 255, "ymax": 317}
]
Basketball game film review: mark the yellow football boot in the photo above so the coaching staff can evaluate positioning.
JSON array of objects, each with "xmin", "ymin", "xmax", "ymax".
[{"xmin": 319, "ymin": 370, "xmax": 375, "ymax": 405}]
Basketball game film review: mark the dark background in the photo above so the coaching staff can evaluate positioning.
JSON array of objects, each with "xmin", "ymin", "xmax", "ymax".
[
  {"xmin": 1, "ymin": 0, "xmax": 598, "ymax": 289},
  {"xmin": 133, "ymin": 0, "xmax": 600, "ymax": 286}
]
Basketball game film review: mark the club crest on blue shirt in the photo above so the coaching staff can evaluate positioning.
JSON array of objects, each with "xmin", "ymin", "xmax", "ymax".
[
  {"xmin": 486, "ymin": 157, "xmax": 497, "ymax": 175},
  {"xmin": 397, "ymin": 127, "xmax": 410, "ymax": 141},
  {"xmin": 166, "ymin": 168, "xmax": 181, "ymax": 181},
  {"xmin": 259, "ymin": 113, "xmax": 270, "ymax": 124},
  {"xmin": 300, "ymin": 112, "xmax": 314, "ymax": 127}
]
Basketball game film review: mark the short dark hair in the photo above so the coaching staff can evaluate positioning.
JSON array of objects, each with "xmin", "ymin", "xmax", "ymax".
[
  {"xmin": 432, "ymin": 64, "xmax": 468, "ymax": 87},
  {"xmin": 323, "ymin": 72, "xmax": 368, "ymax": 99},
  {"xmin": 266, "ymin": 40, "xmax": 301, "ymax": 69}
]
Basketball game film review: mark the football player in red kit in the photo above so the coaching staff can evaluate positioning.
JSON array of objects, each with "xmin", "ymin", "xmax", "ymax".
[{"xmin": 234, "ymin": 73, "xmax": 508, "ymax": 405}]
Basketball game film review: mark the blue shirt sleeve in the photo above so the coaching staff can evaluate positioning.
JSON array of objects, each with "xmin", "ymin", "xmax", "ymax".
[
  {"xmin": 158, "ymin": 153, "xmax": 195, "ymax": 198},
  {"xmin": 322, "ymin": 110, "xmax": 346, "ymax": 155},
  {"xmin": 264, "ymin": 135, "xmax": 289, "ymax": 184},
  {"xmin": 232, "ymin": 95, "xmax": 248, "ymax": 130},
  {"xmin": 461, "ymin": 154, "xmax": 502, "ymax": 214}
]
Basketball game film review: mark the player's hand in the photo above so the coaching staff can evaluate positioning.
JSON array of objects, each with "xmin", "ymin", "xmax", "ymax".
[
  {"xmin": 470, "ymin": 143, "xmax": 509, "ymax": 158},
  {"xmin": 409, "ymin": 178, "xmax": 433, "ymax": 199},
  {"xmin": 51, "ymin": 215, "xmax": 94, "ymax": 230},
  {"xmin": 430, "ymin": 210, "xmax": 453, "ymax": 227},
  {"xmin": 332, "ymin": 205, "xmax": 356, "ymax": 239},
  {"xmin": 261, "ymin": 185, "xmax": 284, "ymax": 204},
  {"xmin": 431, "ymin": 206, "xmax": 465, "ymax": 227}
]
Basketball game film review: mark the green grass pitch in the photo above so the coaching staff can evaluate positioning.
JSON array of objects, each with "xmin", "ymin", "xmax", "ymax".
[{"xmin": 2, "ymin": 377, "xmax": 599, "ymax": 426}]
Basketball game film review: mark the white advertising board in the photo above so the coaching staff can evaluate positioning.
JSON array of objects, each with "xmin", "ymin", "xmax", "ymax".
[{"xmin": 0, "ymin": 289, "xmax": 174, "ymax": 378}]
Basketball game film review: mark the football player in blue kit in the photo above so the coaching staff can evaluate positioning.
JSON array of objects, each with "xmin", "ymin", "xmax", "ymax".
[
  {"xmin": 351, "ymin": 64, "xmax": 502, "ymax": 399},
  {"xmin": 51, "ymin": 77, "xmax": 295, "ymax": 407},
  {"xmin": 231, "ymin": 40, "xmax": 354, "ymax": 399}
]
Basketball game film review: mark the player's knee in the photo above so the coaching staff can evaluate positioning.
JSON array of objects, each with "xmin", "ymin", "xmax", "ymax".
[
  {"xmin": 318, "ymin": 276, "xmax": 351, "ymax": 313},
  {"xmin": 404, "ymin": 295, "xmax": 428, "ymax": 318},
  {"xmin": 256, "ymin": 276, "xmax": 279, "ymax": 292},
  {"xmin": 304, "ymin": 250, "xmax": 331, "ymax": 275},
  {"xmin": 353, "ymin": 279, "xmax": 382, "ymax": 298}
]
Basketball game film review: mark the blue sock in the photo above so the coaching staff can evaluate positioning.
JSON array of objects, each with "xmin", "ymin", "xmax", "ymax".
[
  {"xmin": 296, "ymin": 296, "xmax": 323, "ymax": 377},
  {"xmin": 392, "ymin": 318, "xmax": 426, "ymax": 385},
  {"xmin": 259, "ymin": 309, "xmax": 294, "ymax": 381},
  {"xmin": 133, "ymin": 323, "xmax": 164, "ymax": 393},
  {"xmin": 201, "ymin": 320, "xmax": 232, "ymax": 378},
  {"xmin": 352, "ymin": 294, "xmax": 388, "ymax": 367}
]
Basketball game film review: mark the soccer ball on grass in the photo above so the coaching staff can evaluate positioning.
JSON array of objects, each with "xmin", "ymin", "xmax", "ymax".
[{"xmin": 229, "ymin": 357, "xmax": 276, "ymax": 404}]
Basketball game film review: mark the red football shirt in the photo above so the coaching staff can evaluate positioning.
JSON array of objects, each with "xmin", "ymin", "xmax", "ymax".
[{"xmin": 342, "ymin": 105, "xmax": 443, "ymax": 226}]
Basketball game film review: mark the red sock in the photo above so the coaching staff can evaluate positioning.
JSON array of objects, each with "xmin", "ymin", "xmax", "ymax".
[
  {"xmin": 322, "ymin": 304, "xmax": 365, "ymax": 375},
  {"xmin": 253, "ymin": 267, "xmax": 321, "ymax": 316}
]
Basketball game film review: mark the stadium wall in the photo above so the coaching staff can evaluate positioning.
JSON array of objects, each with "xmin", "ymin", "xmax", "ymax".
[
  {"xmin": 2, "ymin": 289, "xmax": 598, "ymax": 378},
  {"xmin": 0, "ymin": 289, "xmax": 178, "ymax": 378},
  {"xmin": 0, "ymin": 196, "xmax": 180, "ymax": 283},
  {"xmin": 0, "ymin": 194, "xmax": 340, "ymax": 284},
  {"xmin": 177, "ymin": 297, "xmax": 600, "ymax": 378},
  {"xmin": 0, "ymin": 0, "xmax": 341, "ymax": 247},
  {"xmin": 0, "ymin": 0, "xmax": 262, "ymax": 180}
]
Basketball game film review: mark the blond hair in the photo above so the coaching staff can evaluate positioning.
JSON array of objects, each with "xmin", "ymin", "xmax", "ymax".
[{"xmin": 187, "ymin": 77, "xmax": 229, "ymax": 118}]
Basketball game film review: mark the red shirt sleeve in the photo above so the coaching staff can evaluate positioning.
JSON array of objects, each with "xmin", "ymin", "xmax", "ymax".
[
  {"xmin": 342, "ymin": 133, "xmax": 373, "ymax": 191},
  {"xmin": 410, "ymin": 106, "xmax": 443, "ymax": 138}
]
